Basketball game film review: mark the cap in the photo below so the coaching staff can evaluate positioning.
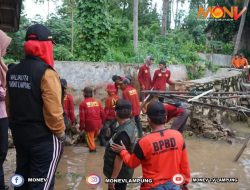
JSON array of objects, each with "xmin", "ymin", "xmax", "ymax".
[
  {"xmin": 146, "ymin": 101, "xmax": 166, "ymax": 119},
  {"xmin": 106, "ymin": 83, "xmax": 116, "ymax": 93},
  {"xmin": 60, "ymin": 78, "xmax": 67, "ymax": 89},
  {"xmin": 112, "ymin": 75, "xmax": 123, "ymax": 83},
  {"xmin": 125, "ymin": 75, "xmax": 132, "ymax": 82},
  {"xmin": 83, "ymin": 86, "xmax": 93, "ymax": 97},
  {"xmin": 115, "ymin": 99, "xmax": 132, "ymax": 111},
  {"xmin": 25, "ymin": 24, "xmax": 55, "ymax": 43},
  {"xmin": 122, "ymin": 78, "xmax": 131, "ymax": 85},
  {"xmin": 159, "ymin": 60, "xmax": 166, "ymax": 66}
]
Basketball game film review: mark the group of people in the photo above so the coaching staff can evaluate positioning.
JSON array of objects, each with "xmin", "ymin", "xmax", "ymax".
[{"xmin": 0, "ymin": 23, "xmax": 191, "ymax": 190}]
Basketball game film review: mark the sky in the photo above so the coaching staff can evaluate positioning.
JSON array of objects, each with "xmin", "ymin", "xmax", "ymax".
[{"xmin": 24, "ymin": 0, "xmax": 190, "ymax": 28}]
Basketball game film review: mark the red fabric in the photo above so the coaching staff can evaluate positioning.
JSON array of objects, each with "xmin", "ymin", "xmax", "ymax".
[
  {"xmin": 79, "ymin": 97, "xmax": 105, "ymax": 132},
  {"xmin": 122, "ymin": 85, "xmax": 140, "ymax": 116},
  {"xmin": 104, "ymin": 93, "xmax": 119, "ymax": 120},
  {"xmin": 120, "ymin": 129, "xmax": 190, "ymax": 189},
  {"xmin": 152, "ymin": 69, "xmax": 172, "ymax": 91},
  {"xmin": 164, "ymin": 104, "xmax": 184, "ymax": 123},
  {"xmin": 24, "ymin": 40, "xmax": 54, "ymax": 67},
  {"xmin": 63, "ymin": 94, "xmax": 76, "ymax": 124},
  {"xmin": 138, "ymin": 64, "xmax": 152, "ymax": 90}
]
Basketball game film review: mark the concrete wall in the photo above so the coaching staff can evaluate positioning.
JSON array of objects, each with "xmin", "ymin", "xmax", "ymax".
[
  {"xmin": 54, "ymin": 61, "xmax": 188, "ymax": 90},
  {"xmin": 198, "ymin": 53, "xmax": 232, "ymax": 67}
]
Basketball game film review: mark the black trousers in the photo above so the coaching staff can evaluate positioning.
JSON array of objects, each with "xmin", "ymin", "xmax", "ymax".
[
  {"xmin": 0, "ymin": 118, "xmax": 8, "ymax": 190},
  {"xmin": 12, "ymin": 134, "xmax": 64, "ymax": 190},
  {"xmin": 115, "ymin": 183, "xmax": 127, "ymax": 190},
  {"xmin": 108, "ymin": 183, "xmax": 127, "ymax": 190},
  {"xmin": 134, "ymin": 115, "xmax": 143, "ymax": 138},
  {"xmin": 99, "ymin": 120, "xmax": 117, "ymax": 146}
]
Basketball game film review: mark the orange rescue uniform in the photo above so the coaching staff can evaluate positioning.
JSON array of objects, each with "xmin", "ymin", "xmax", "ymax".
[
  {"xmin": 120, "ymin": 129, "xmax": 190, "ymax": 189},
  {"xmin": 231, "ymin": 57, "xmax": 240, "ymax": 68},
  {"xmin": 239, "ymin": 57, "xmax": 249, "ymax": 68},
  {"xmin": 122, "ymin": 85, "xmax": 140, "ymax": 116},
  {"xmin": 79, "ymin": 97, "xmax": 105, "ymax": 150},
  {"xmin": 104, "ymin": 94, "xmax": 119, "ymax": 120}
]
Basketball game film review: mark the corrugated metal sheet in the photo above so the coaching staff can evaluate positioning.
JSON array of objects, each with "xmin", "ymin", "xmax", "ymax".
[{"xmin": 0, "ymin": 0, "xmax": 22, "ymax": 32}]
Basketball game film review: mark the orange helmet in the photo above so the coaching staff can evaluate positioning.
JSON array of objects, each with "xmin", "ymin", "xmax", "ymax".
[{"xmin": 106, "ymin": 83, "xmax": 117, "ymax": 93}]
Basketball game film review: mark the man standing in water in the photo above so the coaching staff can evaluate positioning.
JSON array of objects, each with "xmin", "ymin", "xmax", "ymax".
[
  {"xmin": 103, "ymin": 99, "xmax": 137, "ymax": 190},
  {"xmin": 6, "ymin": 24, "xmax": 65, "ymax": 190}
]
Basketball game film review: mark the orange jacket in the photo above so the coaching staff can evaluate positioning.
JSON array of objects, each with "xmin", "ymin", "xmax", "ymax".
[
  {"xmin": 63, "ymin": 93, "xmax": 76, "ymax": 124},
  {"xmin": 152, "ymin": 69, "xmax": 172, "ymax": 91},
  {"xmin": 120, "ymin": 129, "xmax": 190, "ymax": 189},
  {"xmin": 231, "ymin": 57, "xmax": 240, "ymax": 68},
  {"xmin": 104, "ymin": 94, "xmax": 119, "ymax": 120},
  {"xmin": 122, "ymin": 85, "xmax": 140, "ymax": 116},
  {"xmin": 138, "ymin": 64, "xmax": 152, "ymax": 90},
  {"xmin": 239, "ymin": 58, "xmax": 248, "ymax": 68},
  {"xmin": 79, "ymin": 97, "xmax": 105, "ymax": 132}
]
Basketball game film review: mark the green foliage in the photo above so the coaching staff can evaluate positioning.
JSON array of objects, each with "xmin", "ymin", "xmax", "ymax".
[
  {"xmin": 6, "ymin": 15, "xmax": 30, "ymax": 61},
  {"xmin": 76, "ymin": 0, "xmax": 110, "ymax": 61},
  {"xmin": 53, "ymin": 44, "xmax": 74, "ymax": 61}
]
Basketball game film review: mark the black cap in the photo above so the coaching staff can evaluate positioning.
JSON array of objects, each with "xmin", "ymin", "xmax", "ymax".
[
  {"xmin": 25, "ymin": 24, "xmax": 54, "ymax": 43},
  {"xmin": 159, "ymin": 60, "xmax": 166, "ymax": 67},
  {"xmin": 122, "ymin": 78, "xmax": 130, "ymax": 85},
  {"xmin": 115, "ymin": 99, "xmax": 132, "ymax": 111},
  {"xmin": 60, "ymin": 78, "xmax": 67, "ymax": 89},
  {"xmin": 146, "ymin": 101, "xmax": 166, "ymax": 119},
  {"xmin": 112, "ymin": 75, "xmax": 122, "ymax": 83}
]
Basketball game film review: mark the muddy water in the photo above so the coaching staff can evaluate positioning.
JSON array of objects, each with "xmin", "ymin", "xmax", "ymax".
[{"xmin": 4, "ymin": 136, "xmax": 250, "ymax": 190}]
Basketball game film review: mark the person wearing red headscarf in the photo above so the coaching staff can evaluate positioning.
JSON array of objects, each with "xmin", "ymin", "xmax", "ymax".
[{"xmin": 6, "ymin": 24, "xmax": 65, "ymax": 190}]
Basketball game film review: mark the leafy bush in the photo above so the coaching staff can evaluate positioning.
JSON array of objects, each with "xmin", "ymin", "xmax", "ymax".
[{"xmin": 54, "ymin": 45, "xmax": 74, "ymax": 61}]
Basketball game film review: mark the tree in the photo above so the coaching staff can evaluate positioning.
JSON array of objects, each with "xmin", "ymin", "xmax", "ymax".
[
  {"xmin": 133, "ymin": 0, "xmax": 139, "ymax": 53},
  {"xmin": 161, "ymin": 0, "xmax": 169, "ymax": 35},
  {"xmin": 76, "ymin": 0, "xmax": 110, "ymax": 61},
  {"xmin": 233, "ymin": 0, "xmax": 250, "ymax": 55}
]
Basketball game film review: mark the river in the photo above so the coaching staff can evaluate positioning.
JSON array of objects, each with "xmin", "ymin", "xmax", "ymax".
[{"xmin": 4, "ymin": 124, "xmax": 250, "ymax": 190}]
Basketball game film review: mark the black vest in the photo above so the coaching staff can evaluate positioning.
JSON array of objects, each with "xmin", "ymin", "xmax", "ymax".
[
  {"xmin": 103, "ymin": 119, "xmax": 137, "ymax": 179},
  {"xmin": 6, "ymin": 56, "xmax": 52, "ymax": 140}
]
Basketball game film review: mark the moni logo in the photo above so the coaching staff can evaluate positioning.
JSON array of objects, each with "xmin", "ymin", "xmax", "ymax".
[{"xmin": 197, "ymin": 6, "xmax": 247, "ymax": 21}]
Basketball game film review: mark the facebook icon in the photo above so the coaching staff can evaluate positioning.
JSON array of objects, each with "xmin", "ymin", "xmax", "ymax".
[{"xmin": 10, "ymin": 174, "xmax": 24, "ymax": 187}]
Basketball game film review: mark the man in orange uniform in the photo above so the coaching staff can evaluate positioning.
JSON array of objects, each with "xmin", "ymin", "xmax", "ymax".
[
  {"xmin": 231, "ymin": 54, "xmax": 240, "ymax": 68},
  {"xmin": 111, "ymin": 101, "xmax": 190, "ymax": 190},
  {"xmin": 120, "ymin": 78, "xmax": 142, "ymax": 138},
  {"xmin": 79, "ymin": 87, "xmax": 105, "ymax": 152},
  {"xmin": 99, "ymin": 84, "xmax": 119, "ymax": 146},
  {"xmin": 61, "ymin": 79, "xmax": 76, "ymax": 128},
  {"xmin": 239, "ymin": 53, "xmax": 249, "ymax": 69},
  {"xmin": 152, "ymin": 60, "xmax": 174, "ymax": 102},
  {"xmin": 138, "ymin": 56, "xmax": 154, "ymax": 100}
]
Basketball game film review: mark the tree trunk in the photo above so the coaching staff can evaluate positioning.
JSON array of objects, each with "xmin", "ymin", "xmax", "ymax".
[
  {"xmin": 175, "ymin": 0, "xmax": 179, "ymax": 29},
  {"xmin": 133, "ymin": 0, "xmax": 139, "ymax": 53},
  {"xmin": 71, "ymin": 2, "xmax": 74, "ymax": 55},
  {"xmin": 233, "ymin": 0, "xmax": 249, "ymax": 55},
  {"xmin": 47, "ymin": 0, "xmax": 50, "ymax": 20},
  {"xmin": 161, "ymin": 0, "xmax": 167, "ymax": 35}
]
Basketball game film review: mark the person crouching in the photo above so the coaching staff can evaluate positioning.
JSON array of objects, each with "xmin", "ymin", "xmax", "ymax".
[{"xmin": 79, "ymin": 87, "xmax": 105, "ymax": 152}]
